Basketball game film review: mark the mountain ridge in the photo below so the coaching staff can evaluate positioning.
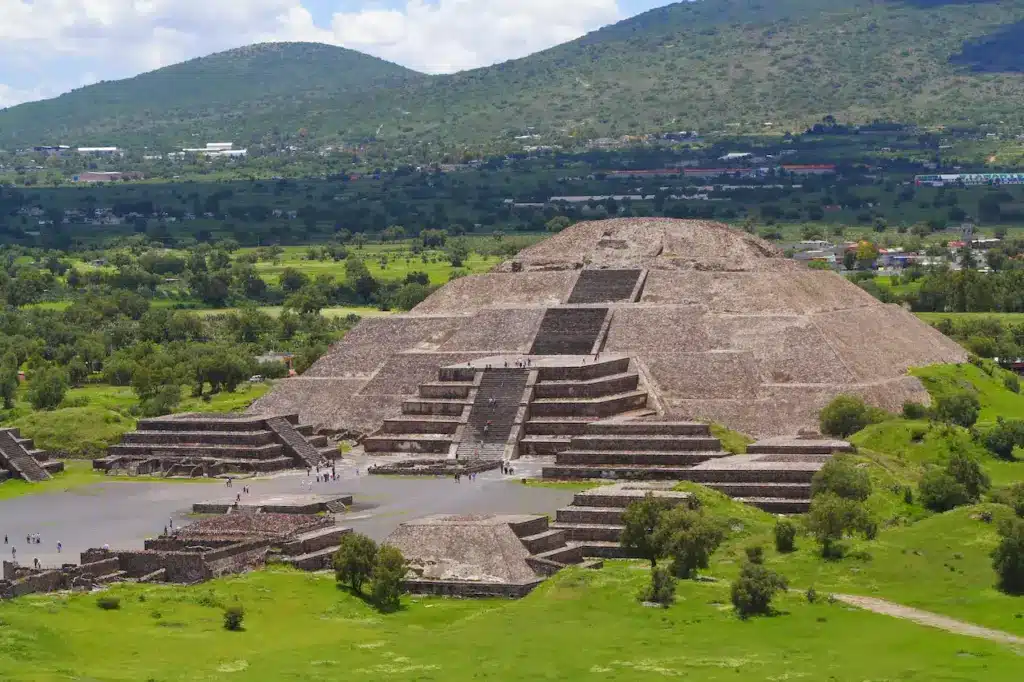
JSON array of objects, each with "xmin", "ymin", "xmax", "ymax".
[{"xmin": 2, "ymin": 1, "xmax": 1024, "ymax": 149}]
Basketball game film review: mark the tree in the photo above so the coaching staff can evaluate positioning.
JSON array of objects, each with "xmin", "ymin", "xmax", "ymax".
[
  {"xmin": 919, "ymin": 470, "xmax": 971, "ymax": 512},
  {"xmin": 819, "ymin": 395, "xmax": 877, "ymax": 438},
  {"xmin": 140, "ymin": 384, "xmax": 182, "ymax": 417},
  {"xmin": 0, "ymin": 354, "xmax": 18, "ymax": 409},
  {"xmin": 945, "ymin": 450, "xmax": 990, "ymax": 502},
  {"xmin": 992, "ymin": 518, "xmax": 1024, "ymax": 595},
  {"xmin": 638, "ymin": 564, "xmax": 676, "ymax": 608},
  {"xmin": 984, "ymin": 419, "xmax": 1024, "ymax": 461},
  {"xmin": 293, "ymin": 343, "xmax": 327, "ymax": 375},
  {"xmin": 620, "ymin": 494, "xmax": 673, "ymax": 567},
  {"xmin": 445, "ymin": 238, "xmax": 469, "ymax": 267},
  {"xmin": 656, "ymin": 505, "xmax": 725, "ymax": 579},
  {"xmin": 934, "ymin": 392, "xmax": 980, "ymax": 428},
  {"xmin": 370, "ymin": 545, "xmax": 407, "ymax": 612},
  {"xmin": 334, "ymin": 533, "xmax": 378, "ymax": 593},
  {"xmin": 811, "ymin": 456, "xmax": 871, "ymax": 502},
  {"xmin": 26, "ymin": 366, "xmax": 68, "ymax": 410},
  {"xmin": 279, "ymin": 267, "xmax": 309, "ymax": 294},
  {"xmin": 805, "ymin": 493, "xmax": 871, "ymax": 558},
  {"xmin": 731, "ymin": 560, "xmax": 788, "ymax": 618},
  {"xmin": 546, "ymin": 216, "xmax": 571, "ymax": 233}
]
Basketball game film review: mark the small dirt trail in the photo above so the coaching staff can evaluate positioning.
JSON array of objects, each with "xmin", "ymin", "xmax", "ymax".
[{"xmin": 833, "ymin": 594, "xmax": 1024, "ymax": 648}]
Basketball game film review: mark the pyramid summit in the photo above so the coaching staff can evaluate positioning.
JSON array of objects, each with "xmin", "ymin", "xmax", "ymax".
[{"xmin": 252, "ymin": 218, "xmax": 966, "ymax": 439}]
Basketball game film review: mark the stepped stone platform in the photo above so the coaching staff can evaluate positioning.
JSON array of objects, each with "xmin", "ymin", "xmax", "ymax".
[
  {"xmin": 2, "ymin": 512, "xmax": 351, "ymax": 599},
  {"xmin": 0, "ymin": 428, "xmax": 63, "ymax": 483},
  {"xmin": 551, "ymin": 483, "xmax": 694, "ymax": 558},
  {"xmin": 192, "ymin": 493, "xmax": 353, "ymax": 515},
  {"xmin": 384, "ymin": 514, "xmax": 597, "ymax": 598},
  {"xmin": 675, "ymin": 452, "xmax": 831, "ymax": 513},
  {"xmin": 368, "ymin": 458, "xmax": 501, "ymax": 476},
  {"xmin": 95, "ymin": 413, "xmax": 333, "ymax": 478}
]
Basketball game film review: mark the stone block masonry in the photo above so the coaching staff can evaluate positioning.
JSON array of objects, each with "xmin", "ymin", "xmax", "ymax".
[{"xmin": 530, "ymin": 308, "xmax": 609, "ymax": 355}]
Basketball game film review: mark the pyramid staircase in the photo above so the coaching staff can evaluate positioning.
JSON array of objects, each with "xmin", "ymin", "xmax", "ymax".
[
  {"xmin": 0, "ymin": 428, "xmax": 62, "ymax": 482},
  {"xmin": 96, "ymin": 414, "xmax": 332, "ymax": 477},
  {"xmin": 542, "ymin": 421, "xmax": 730, "ymax": 480},
  {"xmin": 456, "ymin": 369, "xmax": 529, "ymax": 460},
  {"xmin": 551, "ymin": 484, "xmax": 693, "ymax": 558},
  {"xmin": 509, "ymin": 516, "xmax": 586, "ymax": 571},
  {"xmin": 567, "ymin": 269, "xmax": 644, "ymax": 304},
  {"xmin": 530, "ymin": 308, "xmax": 609, "ymax": 355}
]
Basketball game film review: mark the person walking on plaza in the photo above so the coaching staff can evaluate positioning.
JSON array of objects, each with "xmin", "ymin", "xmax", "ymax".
[{"xmin": 57, "ymin": 541, "xmax": 62, "ymax": 554}]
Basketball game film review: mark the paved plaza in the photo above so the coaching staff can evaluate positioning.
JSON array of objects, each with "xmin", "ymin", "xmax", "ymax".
[{"xmin": 0, "ymin": 455, "xmax": 573, "ymax": 568}]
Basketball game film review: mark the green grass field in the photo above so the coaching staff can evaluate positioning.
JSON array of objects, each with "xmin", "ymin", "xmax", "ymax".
[
  {"xmin": 0, "ymin": 563, "xmax": 1020, "ymax": 682},
  {"xmin": 911, "ymin": 363, "xmax": 1024, "ymax": 427},
  {"xmin": 917, "ymin": 312, "xmax": 1024, "ymax": 324}
]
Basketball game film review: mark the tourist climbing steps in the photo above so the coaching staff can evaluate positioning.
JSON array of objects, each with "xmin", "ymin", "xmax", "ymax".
[{"xmin": 457, "ymin": 369, "xmax": 529, "ymax": 460}]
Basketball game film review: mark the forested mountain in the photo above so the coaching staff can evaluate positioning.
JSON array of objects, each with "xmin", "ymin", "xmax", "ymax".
[{"xmin": 2, "ymin": 0, "xmax": 1024, "ymax": 149}]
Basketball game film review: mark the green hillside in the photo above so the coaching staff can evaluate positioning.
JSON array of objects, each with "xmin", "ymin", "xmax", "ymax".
[
  {"xmin": 0, "ymin": 43, "xmax": 424, "ymax": 147},
  {"xmin": 3, "ymin": 1, "xmax": 1024, "ymax": 148}
]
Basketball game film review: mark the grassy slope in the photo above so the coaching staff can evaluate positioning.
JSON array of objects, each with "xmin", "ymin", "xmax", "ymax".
[
  {"xmin": 911, "ymin": 363, "xmax": 1024, "ymax": 427},
  {"xmin": 0, "ymin": 565, "xmax": 1020, "ymax": 682}
]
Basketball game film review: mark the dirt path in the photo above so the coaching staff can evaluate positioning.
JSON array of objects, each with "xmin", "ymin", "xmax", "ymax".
[{"xmin": 833, "ymin": 594, "xmax": 1024, "ymax": 648}]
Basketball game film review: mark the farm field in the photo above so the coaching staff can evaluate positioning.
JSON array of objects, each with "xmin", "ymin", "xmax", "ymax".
[{"xmin": 0, "ymin": 562, "xmax": 1019, "ymax": 682}]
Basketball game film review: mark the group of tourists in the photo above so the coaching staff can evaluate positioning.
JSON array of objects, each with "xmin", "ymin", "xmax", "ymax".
[{"xmin": 4, "ymin": 533, "xmax": 61, "ymax": 567}]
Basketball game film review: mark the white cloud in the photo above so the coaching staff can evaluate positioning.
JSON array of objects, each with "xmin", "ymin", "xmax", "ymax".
[{"xmin": 0, "ymin": 0, "xmax": 626, "ymax": 105}]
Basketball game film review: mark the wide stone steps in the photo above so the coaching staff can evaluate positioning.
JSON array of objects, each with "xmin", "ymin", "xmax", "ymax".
[
  {"xmin": 457, "ymin": 369, "xmax": 528, "ymax": 459},
  {"xmin": 363, "ymin": 433, "xmax": 454, "ymax": 454},
  {"xmin": 381, "ymin": 416, "xmax": 462, "ymax": 434},
  {"xmin": 585, "ymin": 421, "xmax": 711, "ymax": 437},
  {"xmin": 135, "ymin": 418, "xmax": 268, "ymax": 433},
  {"xmin": 550, "ymin": 522, "xmax": 624, "ymax": 543},
  {"xmin": 555, "ymin": 506, "xmax": 625, "ymax": 525},
  {"xmin": 41, "ymin": 460, "xmax": 65, "ymax": 475},
  {"xmin": 281, "ymin": 546, "xmax": 341, "ymax": 571},
  {"xmin": 555, "ymin": 450, "xmax": 726, "ymax": 466},
  {"xmin": 107, "ymin": 443, "xmax": 285, "ymax": 460},
  {"xmin": 518, "ymin": 529, "xmax": 570, "ymax": 555},
  {"xmin": 121, "ymin": 430, "xmax": 278, "ymax": 446},
  {"xmin": 543, "ymin": 463, "xmax": 715, "ymax": 480},
  {"xmin": 524, "ymin": 419, "xmax": 596, "ymax": 436},
  {"xmin": 677, "ymin": 466, "xmax": 819, "ymax": 484},
  {"xmin": 735, "ymin": 497, "xmax": 811, "ymax": 513},
  {"xmin": 570, "ymin": 435, "xmax": 722, "ymax": 452},
  {"xmin": 532, "ymin": 372, "xmax": 639, "ymax": 399},
  {"xmin": 401, "ymin": 399, "xmax": 470, "ymax": 416},
  {"xmin": 535, "ymin": 544, "xmax": 585, "ymax": 565},
  {"xmin": 518, "ymin": 435, "xmax": 572, "ymax": 456},
  {"xmin": 703, "ymin": 482, "xmax": 813, "ymax": 499},
  {"xmin": 537, "ymin": 358, "xmax": 631, "ymax": 382},
  {"xmin": 567, "ymin": 269, "xmax": 643, "ymax": 304},
  {"xmin": 529, "ymin": 390, "xmax": 648, "ymax": 418},
  {"xmin": 566, "ymin": 540, "xmax": 628, "ymax": 559}
]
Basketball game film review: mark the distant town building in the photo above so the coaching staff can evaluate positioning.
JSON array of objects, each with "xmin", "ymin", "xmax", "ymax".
[
  {"xmin": 781, "ymin": 164, "xmax": 836, "ymax": 175},
  {"xmin": 72, "ymin": 171, "xmax": 143, "ymax": 183},
  {"xmin": 915, "ymin": 173, "xmax": 1024, "ymax": 187},
  {"xmin": 76, "ymin": 147, "xmax": 122, "ymax": 156},
  {"xmin": 173, "ymin": 142, "xmax": 247, "ymax": 158}
]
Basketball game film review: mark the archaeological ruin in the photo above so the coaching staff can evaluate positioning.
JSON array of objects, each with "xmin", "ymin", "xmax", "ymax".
[{"xmin": 0, "ymin": 427, "xmax": 64, "ymax": 483}]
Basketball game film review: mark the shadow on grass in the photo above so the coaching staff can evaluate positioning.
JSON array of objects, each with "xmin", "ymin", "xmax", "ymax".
[{"xmin": 334, "ymin": 581, "xmax": 407, "ymax": 614}]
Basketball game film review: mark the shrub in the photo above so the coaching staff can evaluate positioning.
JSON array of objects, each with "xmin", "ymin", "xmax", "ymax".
[
  {"xmin": 934, "ymin": 392, "xmax": 980, "ymax": 428},
  {"xmin": 919, "ymin": 470, "xmax": 970, "ymax": 512},
  {"xmin": 805, "ymin": 494, "xmax": 871, "ymax": 558},
  {"xmin": 820, "ymin": 395, "xmax": 876, "ymax": 437},
  {"xmin": 27, "ymin": 366, "xmax": 69, "ymax": 411},
  {"xmin": 744, "ymin": 545, "xmax": 765, "ymax": 565},
  {"xmin": 810, "ymin": 455, "xmax": 871, "ymax": 502},
  {"xmin": 333, "ymin": 533, "xmax": 378, "ymax": 593},
  {"xmin": 1004, "ymin": 374, "xmax": 1021, "ymax": 394},
  {"xmin": 731, "ymin": 561, "xmax": 788, "ymax": 618},
  {"xmin": 805, "ymin": 586, "xmax": 818, "ymax": 604},
  {"xmin": 901, "ymin": 401, "xmax": 928, "ymax": 420},
  {"xmin": 983, "ymin": 419, "xmax": 1024, "ymax": 461},
  {"xmin": 946, "ymin": 450, "xmax": 990, "ymax": 502},
  {"xmin": 620, "ymin": 494, "xmax": 674, "ymax": 567},
  {"xmin": 655, "ymin": 506, "xmax": 726, "ymax": 579},
  {"xmin": 369, "ymin": 545, "xmax": 407, "ymax": 612},
  {"xmin": 992, "ymin": 518, "xmax": 1024, "ymax": 595},
  {"xmin": 991, "ymin": 482, "xmax": 1024, "ymax": 518},
  {"xmin": 639, "ymin": 564, "xmax": 677, "ymax": 608},
  {"xmin": 223, "ymin": 605, "xmax": 245, "ymax": 631},
  {"xmin": 774, "ymin": 519, "xmax": 797, "ymax": 553},
  {"xmin": 96, "ymin": 595, "xmax": 121, "ymax": 611},
  {"xmin": 140, "ymin": 384, "xmax": 182, "ymax": 418}
]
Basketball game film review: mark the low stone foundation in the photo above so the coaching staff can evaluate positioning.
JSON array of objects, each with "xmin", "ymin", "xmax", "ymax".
[{"xmin": 368, "ymin": 458, "xmax": 501, "ymax": 476}]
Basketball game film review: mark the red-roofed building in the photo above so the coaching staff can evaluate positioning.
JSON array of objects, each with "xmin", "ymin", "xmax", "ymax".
[
  {"xmin": 781, "ymin": 164, "xmax": 837, "ymax": 175},
  {"xmin": 605, "ymin": 169, "xmax": 681, "ymax": 178}
]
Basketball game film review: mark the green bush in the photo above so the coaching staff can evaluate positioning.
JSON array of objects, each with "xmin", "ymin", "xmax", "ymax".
[
  {"xmin": 805, "ymin": 494, "xmax": 871, "ymax": 558},
  {"xmin": 1004, "ymin": 374, "xmax": 1020, "ymax": 394},
  {"xmin": 369, "ymin": 545, "xmax": 407, "ymax": 613},
  {"xmin": 140, "ymin": 384, "xmax": 182, "ymax": 417},
  {"xmin": 901, "ymin": 401, "xmax": 928, "ymax": 420},
  {"xmin": 992, "ymin": 518, "xmax": 1024, "ymax": 595},
  {"xmin": 731, "ymin": 561, "xmax": 788, "ymax": 618},
  {"xmin": 333, "ymin": 533, "xmax": 378, "ymax": 593},
  {"xmin": 223, "ymin": 605, "xmax": 245, "ymax": 631},
  {"xmin": 934, "ymin": 392, "xmax": 980, "ymax": 428},
  {"xmin": 655, "ymin": 506, "xmax": 726, "ymax": 579},
  {"xmin": 638, "ymin": 564, "xmax": 677, "ymax": 608},
  {"xmin": 819, "ymin": 395, "xmax": 878, "ymax": 438},
  {"xmin": 810, "ymin": 455, "xmax": 872, "ymax": 502},
  {"xmin": 919, "ymin": 470, "xmax": 970, "ymax": 512},
  {"xmin": 620, "ymin": 494, "xmax": 674, "ymax": 567},
  {"xmin": 27, "ymin": 366, "xmax": 69, "ymax": 411},
  {"xmin": 96, "ymin": 595, "xmax": 121, "ymax": 611},
  {"xmin": 773, "ymin": 519, "xmax": 797, "ymax": 553},
  {"xmin": 983, "ymin": 419, "xmax": 1024, "ymax": 461},
  {"xmin": 991, "ymin": 482, "xmax": 1024, "ymax": 518},
  {"xmin": 946, "ymin": 450, "xmax": 990, "ymax": 501}
]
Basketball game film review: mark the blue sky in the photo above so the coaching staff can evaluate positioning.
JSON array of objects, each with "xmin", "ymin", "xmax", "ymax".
[{"xmin": 0, "ymin": 0, "xmax": 678, "ymax": 108}]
